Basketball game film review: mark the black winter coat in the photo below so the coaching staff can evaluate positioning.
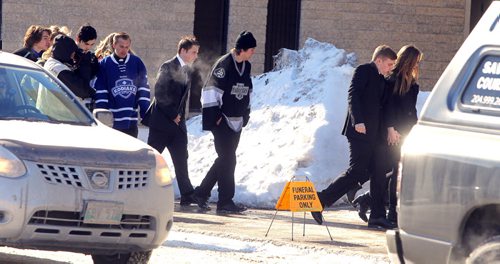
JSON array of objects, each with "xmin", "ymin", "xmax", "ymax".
[
  {"xmin": 143, "ymin": 57, "xmax": 190, "ymax": 133},
  {"xmin": 383, "ymin": 74, "xmax": 419, "ymax": 137},
  {"xmin": 342, "ymin": 62, "xmax": 388, "ymax": 142}
]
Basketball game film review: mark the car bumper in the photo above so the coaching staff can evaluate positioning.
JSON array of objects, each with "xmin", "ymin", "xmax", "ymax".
[
  {"xmin": 386, "ymin": 229, "xmax": 404, "ymax": 264},
  {"xmin": 0, "ymin": 161, "xmax": 174, "ymax": 254}
]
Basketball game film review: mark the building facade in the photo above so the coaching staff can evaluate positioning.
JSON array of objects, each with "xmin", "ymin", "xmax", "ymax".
[{"xmin": 0, "ymin": 0, "xmax": 493, "ymax": 109}]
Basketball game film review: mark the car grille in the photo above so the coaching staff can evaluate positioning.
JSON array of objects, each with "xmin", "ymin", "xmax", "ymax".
[
  {"xmin": 117, "ymin": 170, "xmax": 149, "ymax": 190},
  {"xmin": 29, "ymin": 210, "xmax": 154, "ymax": 230},
  {"xmin": 34, "ymin": 162, "xmax": 150, "ymax": 191},
  {"xmin": 37, "ymin": 163, "xmax": 83, "ymax": 188}
]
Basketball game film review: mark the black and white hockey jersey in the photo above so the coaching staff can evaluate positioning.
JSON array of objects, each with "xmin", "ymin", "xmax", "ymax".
[{"xmin": 201, "ymin": 52, "xmax": 252, "ymax": 132}]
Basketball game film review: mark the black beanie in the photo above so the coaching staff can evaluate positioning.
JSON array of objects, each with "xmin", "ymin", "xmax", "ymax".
[{"xmin": 235, "ymin": 31, "xmax": 257, "ymax": 50}]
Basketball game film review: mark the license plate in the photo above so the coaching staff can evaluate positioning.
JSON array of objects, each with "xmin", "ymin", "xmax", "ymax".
[{"xmin": 83, "ymin": 201, "xmax": 123, "ymax": 225}]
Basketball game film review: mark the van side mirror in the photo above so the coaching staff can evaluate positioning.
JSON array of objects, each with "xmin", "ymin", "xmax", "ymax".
[{"xmin": 92, "ymin": 108, "xmax": 114, "ymax": 127}]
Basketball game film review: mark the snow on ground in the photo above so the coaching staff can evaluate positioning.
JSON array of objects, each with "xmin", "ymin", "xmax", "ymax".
[
  {"xmin": 0, "ymin": 230, "xmax": 388, "ymax": 263},
  {"xmin": 141, "ymin": 38, "xmax": 430, "ymax": 209}
]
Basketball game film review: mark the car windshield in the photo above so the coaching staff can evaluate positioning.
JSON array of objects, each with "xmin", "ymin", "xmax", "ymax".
[{"xmin": 0, "ymin": 64, "xmax": 93, "ymax": 125}]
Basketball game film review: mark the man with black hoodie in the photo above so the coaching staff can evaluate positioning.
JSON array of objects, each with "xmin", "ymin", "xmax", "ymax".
[{"xmin": 44, "ymin": 34, "xmax": 95, "ymax": 101}]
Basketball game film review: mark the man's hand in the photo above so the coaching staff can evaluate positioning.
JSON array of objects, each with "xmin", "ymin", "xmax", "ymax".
[
  {"xmin": 355, "ymin": 123, "xmax": 366, "ymax": 134},
  {"xmin": 173, "ymin": 115, "xmax": 181, "ymax": 125},
  {"xmin": 387, "ymin": 127, "xmax": 401, "ymax": 146}
]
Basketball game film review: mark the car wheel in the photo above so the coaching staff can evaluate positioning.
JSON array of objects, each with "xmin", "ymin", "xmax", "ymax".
[
  {"xmin": 91, "ymin": 253, "xmax": 130, "ymax": 264},
  {"xmin": 466, "ymin": 235, "xmax": 500, "ymax": 264},
  {"xmin": 127, "ymin": 250, "xmax": 153, "ymax": 264}
]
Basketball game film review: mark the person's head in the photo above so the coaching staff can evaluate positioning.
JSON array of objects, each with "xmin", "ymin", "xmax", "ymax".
[
  {"xmin": 232, "ymin": 31, "xmax": 257, "ymax": 61},
  {"xmin": 51, "ymin": 35, "xmax": 79, "ymax": 65},
  {"xmin": 48, "ymin": 25, "xmax": 71, "ymax": 46},
  {"xmin": 371, "ymin": 45, "xmax": 397, "ymax": 76},
  {"xmin": 393, "ymin": 45, "xmax": 423, "ymax": 95},
  {"xmin": 112, "ymin": 32, "xmax": 131, "ymax": 59},
  {"xmin": 177, "ymin": 35, "xmax": 200, "ymax": 65},
  {"xmin": 95, "ymin": 32, "xmax": 117, "ymax": 60},
  {"xmin": 22, "ymin": 25, "xmax": 51, "ymax": 52},
  {"xmin": 76, "ymin": 24, "xmax": 97, "ymax": 53}
]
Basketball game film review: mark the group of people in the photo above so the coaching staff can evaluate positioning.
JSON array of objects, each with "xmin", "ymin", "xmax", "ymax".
[
  {"xmin": 142, "ymin": 31, "xmax": 257, "ymax": 214},
  {"xmin": 12, "ymin": 24, "xmax": 423, "ymax": 224},
  {"xmin": 12, "ymin": 25, "xmax": 257, "ymax": 214},
  {"xmin": 311, "ymin": 44, "xmax": 423, "ymax": 229}
]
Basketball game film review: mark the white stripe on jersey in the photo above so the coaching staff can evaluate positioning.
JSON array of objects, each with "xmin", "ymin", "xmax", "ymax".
[
  {"xmin": 95, "ymin": 99, "xmax": 108, "ymax": 104},
  {"xmin": 201, "ymin": 86, "xmax": 224, "ymax": 108},
  {"xmin": 138, "ymin": 87, "xmax": 150, "ymax": 92},
  {"xmin": 114, "ymin": 117, "xmax": 139, "ymax": 121},
  {"xmin": 96, "ymin": 90, "xmax": 108, "ymax": 94},
  {"xmin": 109, "ymin": 107, "xmax": 135, "ymax": 112},
  {"xmin": 138, "ymin": 97, "xmax": 151, "ymax": 102}
]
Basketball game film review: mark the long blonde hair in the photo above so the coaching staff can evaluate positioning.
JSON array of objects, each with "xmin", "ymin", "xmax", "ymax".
[
  {"xmin": 392, "ymin": 45, "xmax": 423, "ymax": 95},
  {"xmin": 95, "ymin": 32, "xmax": 117, "ymax": 60}
]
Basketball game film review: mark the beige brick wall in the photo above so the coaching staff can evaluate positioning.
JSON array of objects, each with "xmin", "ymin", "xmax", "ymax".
[
  {"xmin": 226, "ymin": 0, "xmax": 268, "ymax": 75},
  {"xmin": 1, "ymin": 0, "xmax": 195, "ymax": 89},
  {"xmin": 300, "ymin": 0, "xmax": 467, "ymax": 90}
]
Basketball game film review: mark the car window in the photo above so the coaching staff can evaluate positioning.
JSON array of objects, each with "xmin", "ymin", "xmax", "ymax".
[
  {"xmin": 461, "ymin": 54, "xmax": 500, "ymax": 112},
  {"xmin": 0, "ymin": 65, "xmax": 93, "ymax": 125}
]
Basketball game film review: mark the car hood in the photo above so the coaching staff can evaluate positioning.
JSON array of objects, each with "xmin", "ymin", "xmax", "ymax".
[{"xmin": 0, "ymin": 120, "xmax": 149, "ymax": 152}]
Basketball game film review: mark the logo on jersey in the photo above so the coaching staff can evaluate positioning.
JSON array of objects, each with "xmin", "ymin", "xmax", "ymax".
[
  {"xmin": 111, "ymin": 78, "xmax": 136, "ymax": 99},
  {"xmin": 231, "ymin": 83, "xmax": 249, "ymax": 100},
  {"xmin": 214, "ymin": 68, "xmax": 225, "ymax": 78}
]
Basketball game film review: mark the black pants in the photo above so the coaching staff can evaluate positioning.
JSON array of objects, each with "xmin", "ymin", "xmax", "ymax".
[
  {"xmin": 195, "ymin": 122, "xmax": 241, "ymax": 206},
  {"xmin": 370, "ymin": 143, "xmax": 400, "ymax": 219},
  {"xmin": 147, "ymin": 126, "xmax": 194, "ymax": 196},
  {"xmin": 116, "ymin": 125, "xmax": 138, "ymax": 138},
  {"xmin": 318, "ymin": 138, "xmax": 375, "ymax": 207}
]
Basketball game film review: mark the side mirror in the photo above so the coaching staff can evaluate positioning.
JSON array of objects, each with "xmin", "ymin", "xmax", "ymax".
[{"xmin": 92, "ymin": 108, "xmax": 114, "ymax": 127}]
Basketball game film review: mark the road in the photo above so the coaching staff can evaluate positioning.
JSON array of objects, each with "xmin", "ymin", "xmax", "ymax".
[{"xmin": 0, "ymin": 203, "xmax": 389, "ymax": 263}]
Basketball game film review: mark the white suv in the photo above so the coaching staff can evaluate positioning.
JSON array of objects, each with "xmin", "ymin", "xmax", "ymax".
[{"xmin": 0, "ymin": 51, "xmax": 174, "ymax": 263}]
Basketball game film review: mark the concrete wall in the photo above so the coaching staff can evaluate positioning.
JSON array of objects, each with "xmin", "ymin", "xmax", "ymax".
[
  {"xmin": 1, "ymin": 0, "xmax": 195, "ymax": 88},
  {"xmin": 226, "ymin": 0, "xmax": 268, "ymax": 75},
  {"xmin": 300, "ymin": 0, "xmax": 467, "ymax": 90}
]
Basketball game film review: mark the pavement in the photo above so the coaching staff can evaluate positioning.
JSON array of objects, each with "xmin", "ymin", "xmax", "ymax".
[{"xmin": 172, "ymin": 201, "xmax": 389, "ymax": 260}]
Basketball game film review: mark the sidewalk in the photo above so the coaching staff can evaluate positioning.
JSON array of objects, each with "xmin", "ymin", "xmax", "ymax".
[{"xmin": 172, "ymin": 202, "xmax": 389, "ymax": 260}]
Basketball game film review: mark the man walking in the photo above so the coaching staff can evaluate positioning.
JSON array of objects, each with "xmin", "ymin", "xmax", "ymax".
[
  {"xmin": 94, "ymin": 32, "xmax": 150, "ymax": 138},
  {"xmin": 144, "ymin": 35, "xmax": 199, "ymax": 206},
  {"xmin": 312, "ymin": 45, "xmax": 397, "ymax": 229},
  {"xmin": 193, "ymin": 31, "xmax": 256, "ymax": 213}
]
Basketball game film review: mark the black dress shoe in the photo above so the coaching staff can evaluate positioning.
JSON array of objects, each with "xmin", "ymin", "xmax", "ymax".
[
  {"xmin": 368, "ymin": 217, "xmax": 397, "ymax": 229},
  {"xmin": 192, "ymin": 195, "xmax": 211, "ymax": 211},
  {"xmin": 180, "ymin": 195, "xmax": 196, "ymax": 206},
  {"xmin": 352, "ymin": 193, "xmax": 370, "ymax": 223},
  {"xmin": 216, "ymin": 202, "xmax": 247, "ymax": 213},
  {"xmin": 310, "ymin": 211, "xmax": 323, "ymax": 225},
  {"xmin": 387, "ymin": 210, "xmax": 398, "ymax": 225}
]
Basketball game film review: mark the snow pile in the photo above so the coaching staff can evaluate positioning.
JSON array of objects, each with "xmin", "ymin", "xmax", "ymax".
[{"xmin": 183, "ymin": 38, "xmax": 352, "ymax": 208}]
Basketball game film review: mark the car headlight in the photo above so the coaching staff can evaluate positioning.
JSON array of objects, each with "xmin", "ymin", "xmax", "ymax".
[
  {"xmin": 154, "ymin": 152, "xmax": 173, "ymax": 186},
  {"xmin": 0, "ymin": 146, "xmax": 27, "ymax": 178}
]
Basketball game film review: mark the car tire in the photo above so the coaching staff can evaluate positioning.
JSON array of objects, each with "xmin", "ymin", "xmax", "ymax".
[
  {"xmin": 91, "ymin": 250, "xmax": 152, "ymax": 264},
  {"xmin": 466, "ymin": 235, "xmax": 500, "ymax": 264}
]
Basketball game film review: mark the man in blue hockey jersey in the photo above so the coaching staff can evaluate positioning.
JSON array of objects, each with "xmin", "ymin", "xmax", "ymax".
[
  {"xmin": 94, "ymin": 32, "xmax": 150, "ymax": 137},
  {"xmin": 193, "ymin": 31, "xmax": 256, "ymax": 213}
]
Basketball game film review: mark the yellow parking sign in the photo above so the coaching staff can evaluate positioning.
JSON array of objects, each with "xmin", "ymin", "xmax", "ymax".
[{"xmin": 275, "ymin": 181, "xmax": 322, "ymax": 212}]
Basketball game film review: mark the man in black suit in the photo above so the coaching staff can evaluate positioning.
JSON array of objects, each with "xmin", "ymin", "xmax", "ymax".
[
  {"xmin": 312, "ymin": 45, "xmax": 397, "ymax": 228},
  {"xmin": 144, "ymin": 36, "xmax": 200, "ymax": 206}
]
